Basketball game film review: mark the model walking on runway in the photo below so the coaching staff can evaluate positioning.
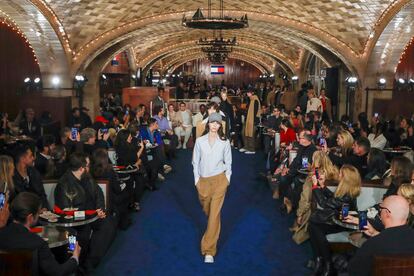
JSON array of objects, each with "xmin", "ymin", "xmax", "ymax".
[{"xmin": 192, "ymin": 112, "xmax": 232, "ymax": 263}]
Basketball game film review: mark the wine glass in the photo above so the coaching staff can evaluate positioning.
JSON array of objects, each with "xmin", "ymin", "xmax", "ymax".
[{"xmin": 65, "ymin": 189, "xmax": 78, "ymax": 210}]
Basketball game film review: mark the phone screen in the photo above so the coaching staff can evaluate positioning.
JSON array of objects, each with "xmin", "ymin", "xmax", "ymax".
[
  {"xmin": 0, "ymin": 192, "xmax": 5, "ymax": 209},
  {"xmin": 68, "ymin": 235, "xmax": 76, "ymax": 251},
  {"xmin": 100, "ymin": 128, "xmax": 108, "ymax": 134},
  {"xmin": 374, "ymin": 113, "xmax": 379, "ymax": 118},
  {"xmin": 71, "ymin": 128, "xmax": 78, "ymax": 140},
  {"xmin": 314, "ymin": 168, "xmax": 319, "ymax": 180},
  {"xmin": 359, "ymin": 211, "xmax": 367, "ymax": 230},
  {"xmin": 319, "ymin": 138, "xmax": 325, "ymax": 146}
]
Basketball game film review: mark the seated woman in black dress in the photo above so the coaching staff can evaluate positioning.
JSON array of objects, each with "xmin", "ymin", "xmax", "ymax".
[
  {"xmin": 91, "ymin": 148, "xmax": 131, "ymax": 230},
  {"xmin": 114, "ymin": 129, "xmax": 148, "ymax": 211},
  {"xmin": 308, "ymin": 164, "xmax": 361, "ymax": 275}
]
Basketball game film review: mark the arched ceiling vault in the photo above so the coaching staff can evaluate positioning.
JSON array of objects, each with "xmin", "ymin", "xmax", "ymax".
[
  {"xmin": 136, "ymin": 41, "xmax": 293, "ymax": 75},
  {"xmin": 165, "ymin": 54, "xmax": 269, "ymax": 74},
  {"xmin": 159, "ymin": 49, "xmax": 273, "ymax": 74},
  {"xmin": 3, "ymin": 0, "xmax": 413, "ymax": 81}
]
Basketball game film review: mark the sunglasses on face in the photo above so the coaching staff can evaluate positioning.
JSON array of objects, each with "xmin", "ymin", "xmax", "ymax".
[{"xmin": 378, "ymin": 204, "xmax": 391, "ymax": 214}]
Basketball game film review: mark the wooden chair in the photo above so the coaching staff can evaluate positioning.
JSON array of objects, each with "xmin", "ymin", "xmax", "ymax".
[
  {"xmin": 0, "ymin": 249, "xmax": 36, "ymax": 276},
  {"xmin": 374, "ymin": 255, "xmax": 414, "ymax": 276}
]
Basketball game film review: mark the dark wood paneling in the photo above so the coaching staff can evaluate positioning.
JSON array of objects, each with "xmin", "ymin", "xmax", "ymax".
[
  {"xmin": 173, "ymin": 58, "xmax": 261, "ymax": 88},
  {"xmin": 0, "ymin": 22, "xmax": 41, "ymax": 117},
  {"xmin": 19, "ymin": 95, "xmax": 72, "ymax": 127}
]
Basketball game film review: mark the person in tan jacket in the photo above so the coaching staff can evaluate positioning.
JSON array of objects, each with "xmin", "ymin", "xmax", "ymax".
[{"xmin": 292, "ymin": 151, "xmax": 339, "ymax": 244}]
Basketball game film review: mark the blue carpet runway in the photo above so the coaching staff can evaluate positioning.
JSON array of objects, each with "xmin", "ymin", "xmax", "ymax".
[{"xmin": 95, "ymin": 150, "xmax": 310, "ymax": 276}]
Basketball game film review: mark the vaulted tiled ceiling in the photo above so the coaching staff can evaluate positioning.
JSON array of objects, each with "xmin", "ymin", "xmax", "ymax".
[{"xmin": 1, "ymin": 0, "xmax": 411, "ymax": 78}]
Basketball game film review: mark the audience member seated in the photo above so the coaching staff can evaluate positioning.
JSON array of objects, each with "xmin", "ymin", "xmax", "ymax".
[
  {"xmin": 59, "ymin": 127, "xmax": 78, "ymax": 156},
  {"xmin": 54, "ymin": 153, "xmax": 116, "ymax": 273},
  {"xmin": 0, "ymin": 192, "xmax": 80, "ymax": 275},
  {"xmin": 367, "ymin": 122, "xmax": 387, "ymax": 150},
  {"xmin": 329, "ymin": 136, "xmax": 370, "ymax": 178},
  {"xmin": 348, "ymin": 195, "xmax": 414, "ymax": 276},
  {"xmin": 192, "ymin": 104, "xmax": 207, "ymax": 138},
  {"xmin": 114, "ymin": 129, "xmax": 152, "ymax": 210},
  {"xmin": 382, "ymin": 156, "xmax": 412, "ymax": 198},
  {"xmin": 327, "ymin": 130, "xmax": 354, "ymax": 161},
  {"xmin": 13, "ymin": 145, "xmax": 49, "ymax": 210},
  {"xmin": 308, "ymin": 165, "xmax": 361, "ymax": 275},
  {"xmin": 35, "ymin": 134, "xmax": 56, "ymax": 177},
  {"xmin": 91, "ymin": 148, "xmax": 130, "ymax": 230},
  {"xmin": 174, "ymin": 102, "xmax": 193, "ymax": 149},
  {"xmin": 76, "ymin": 127, "xmax": 109, "ymax": 156},
  {"xmin": 19, "ymin": 108, "xmax": 41, "ymax": 139},
  {"xmin": 262, "ymin": 106, "xmax": 282, "ymax": 155},
  {"xmin": 278, "ymin": 130, "xmax": 317, "ymax": 213},
  {"xmin": 153, "ymin": 106, "xmax": 178, "ymax": 158},
  {"xmin": 279, "ymin": 118, "xmax": 296, "ymax": 147},
  {"xmin": 0, "ymin": 154, "xmax": 14, "ymax": 228},
  {"xmin": 49, "ymin": 145, "xmax": 69, "ymax": 179},
  {"xmin": 292, "ymin": 151, "xmax": 339, "ymax": 244},
  {"xmin": 364, "ymin": 148, "xmax": 388, "ymax": 180}
]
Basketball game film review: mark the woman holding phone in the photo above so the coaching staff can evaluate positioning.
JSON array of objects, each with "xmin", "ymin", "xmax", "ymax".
[
  {"xmin": 291, "ymin": 151, "xmax": 339, "ymax": 244},
  {"xmin": 308, "ymin": 165, "xmax": 361, "ymax": 275},
  {"xmin": 192, "ymin": 112, "xmax": 232, "ymax": 264}
]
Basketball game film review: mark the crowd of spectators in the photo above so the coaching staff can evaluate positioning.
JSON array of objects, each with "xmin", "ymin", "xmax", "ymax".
[{"xmin": 1, "ymin": 79, "xmax": 414, "ymax": 275}]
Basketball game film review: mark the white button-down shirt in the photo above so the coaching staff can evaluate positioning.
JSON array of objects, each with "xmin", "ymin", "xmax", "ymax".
[{"xmin": 192, "ymin": 134, "xmax": 232, "ymax": 185}]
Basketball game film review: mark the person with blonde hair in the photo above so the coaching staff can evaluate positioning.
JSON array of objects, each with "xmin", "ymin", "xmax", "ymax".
[
  {"xmin": 398, "ymin": 183, "xmax": 414, "ymax": 227},
  {"xmin": 292, "ymin": 151, "xmax": 339, "ymax": 244},
  {"xmin": 335, "ymin": 130, "xmax": 354, "ymax": 157},
  {"xmin": 308, "ymin": 165, "xmax": 361, "ymax": 275}
]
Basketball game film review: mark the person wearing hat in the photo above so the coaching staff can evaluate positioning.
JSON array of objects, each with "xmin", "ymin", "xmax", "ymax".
[
  {"xmin": 192, "ymin": 112, "xmax": 232, "ymax": 264},
  {"xmin": 240, "ymin": 90, "xmax": 261, "ymax": 154}
]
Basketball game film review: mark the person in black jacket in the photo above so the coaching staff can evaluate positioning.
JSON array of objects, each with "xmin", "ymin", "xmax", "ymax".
[
  {"xmin": 348, "ymin": 195, "xmax": 414, "ymax": 276},
  {"xmin": 114, "ymin": 128, "xmax": 150, "ymax": 211},
  {"xmin": 262, "ymin": 106, "xmax": 283, "ymax": 155},
  {"xmin": 76, "ymin": 127, "xmax": 109, "ymax": 156},
  {"xmin": 13, "ymin": 145, "xmax": 50, "ymax": 210},
  {"xmin": 54, "ymin": 153, "xmax": 116, "ymax": 273},
  {"xmin": 19, "ymin": 108, "xmax": 41, "ymax": 139},
  {"xmin": 308, "ymin": 165, "xmax": 361, "ymax": 276},
  {"xmin": 35, "ymin": 135, "xmax": 56, "ymax": 177},
  {"xmin": 91, "ymin": 148, "xmax": 130, "ymax": 229},
  {"xmin": 328, "ymin": 136, "xmax": 370, "ymax": 178},
  {"xmin": 382, "ymin": 156, "xmax": 412, "ymax": 199},
  {"xmin": 231, "ymin": 105, "xmax": 244, "ymax": 149},
  {"xmin": 278, "ymin": 130, "xmax": 317, "ymax": 212},
  {"xmin": 0, "ymin": 192, "xmax": 80, "ymax": 276}
]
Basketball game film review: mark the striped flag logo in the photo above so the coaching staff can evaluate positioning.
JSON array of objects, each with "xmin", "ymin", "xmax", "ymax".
[{"xmin": 211, "ymin": 65, "xmax": 225, "ymax": 75}]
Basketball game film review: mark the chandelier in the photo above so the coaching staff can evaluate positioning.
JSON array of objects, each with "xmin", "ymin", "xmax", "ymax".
[
  {"xmin": 197, "ymin": 32, "xmax": 236, "ymax": 63},
  {"xmin": 182, "ymin": 0, "xmax": 248, "ymax": 30}
]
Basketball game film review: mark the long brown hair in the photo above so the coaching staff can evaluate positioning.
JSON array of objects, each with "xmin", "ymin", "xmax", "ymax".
[
  {"xmin": 0, "ymin": 155, "xmax": 14, "ymax": 194},
  {"xmin": 202, "ymin": 121, "xmax": 227, "ymax": 141},
  {"xmin": 90, "ymin": 148, "xmax": 112, "ymax": 178}
]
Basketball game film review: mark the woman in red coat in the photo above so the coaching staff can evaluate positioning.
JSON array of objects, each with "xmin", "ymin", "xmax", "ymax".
[{"xmin": 280, "ymin": 118, "xmax": 297, "ymax": 146}]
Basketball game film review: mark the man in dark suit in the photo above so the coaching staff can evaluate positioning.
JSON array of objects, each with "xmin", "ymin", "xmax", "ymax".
[
  {"xmin": 0, "ymin": 192, "xmax": 80, "ymax": 275},
  {"xmin": 349, "ymin": 195, "xmax": 414, "ymax": 276},
  {"xmin": 13, "ymin": 145, "xmax": 50, "ymax": 210},
  {"xmin": 150, "ymin": 87, "xmax": 167, "ymax": 116}
]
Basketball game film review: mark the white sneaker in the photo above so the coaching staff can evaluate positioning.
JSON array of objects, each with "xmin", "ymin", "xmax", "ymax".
[
  {"xmin": 239, "ymin": 148, "xmax": 247, "ymax": 153},
  {"xmin": 183, "ymin": 144, "xmax": 187, "ymax": 149},
  {"xmin": 176, "ymin": 144, "xmax": 182, "ymax": 149},
  {"xmin": 204, "ymin": 255, "xmax": 214, "ymax": 263},
  {"xmin": 157, "ymin": 173, "xmax": 165, "ymax": 181},
  {"xmin": 245, "ymin": 151, "xmax": 256, "ymax": 154}
]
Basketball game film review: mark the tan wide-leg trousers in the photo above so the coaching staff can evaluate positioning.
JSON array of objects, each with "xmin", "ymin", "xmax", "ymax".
[{"xmin": 196, "ymin": 172, "xmax": 228, "ymax": 256}]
